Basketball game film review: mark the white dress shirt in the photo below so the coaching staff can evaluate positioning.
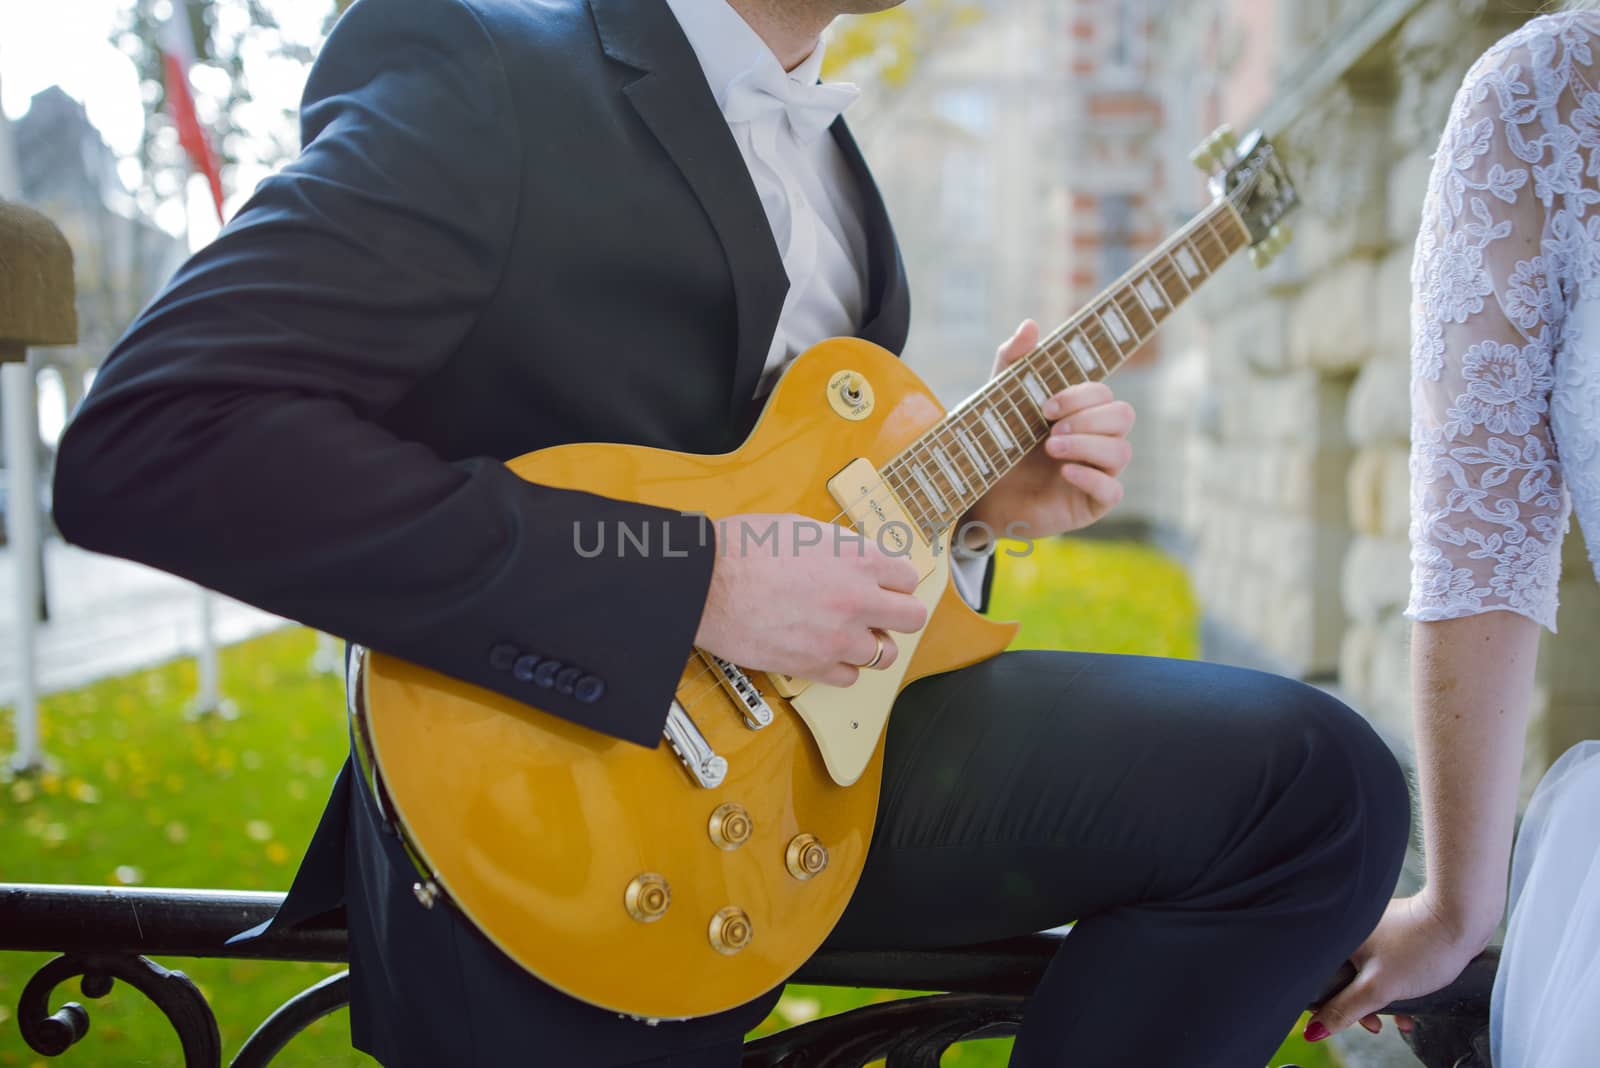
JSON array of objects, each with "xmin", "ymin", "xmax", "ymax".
[{"xmin": 663, "ymin": 0, "xmax": 990, "ymax": 606}]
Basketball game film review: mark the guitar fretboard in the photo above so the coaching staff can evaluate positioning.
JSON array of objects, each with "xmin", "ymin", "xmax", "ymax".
[{"xmin": 880, "ymin": 197, "xmax": 1251, "ymax": 540}]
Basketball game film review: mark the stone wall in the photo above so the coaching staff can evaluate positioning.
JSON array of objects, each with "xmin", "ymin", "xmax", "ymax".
[{"xmin": 1144, "ymin": 0, "xmax": 1600, "ymax": 778}]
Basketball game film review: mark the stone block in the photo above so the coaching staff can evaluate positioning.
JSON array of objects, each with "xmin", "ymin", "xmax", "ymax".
[
  {"xmin": 1347, "ymin": 355, "xmax": 1411, "ymax": 446},
  {"xmin": 1340, "ymin": 621, "xmax": 1382, "ymax": 711},
  {"xmin": 1223, "ymin": 300, "xmax": 1292, "ymax": 376},
  {"xmin": 1289, "ymin": 257, "xmax": 1379, "ymax": 373},
  {"xmin": 1343, "ymin": 535, "xmax": 1412, "ymax": 624},
  {"xmin": 1387, "ymin": 149, "xmax": 1434, "ymax": 248},
  {"xmin": 1348, "ymin": 445, "xmax": 1412, "ymax": 538},
  {"xmin": 1365, "ymin": 611, "xmax": 1415, "ymax": 742},
  {"xmin": 1373, "ymin": 246, "xmax": 1414, "ymax": 365},
  {"xmin": 1220, "ymin": 369, "xmax": 1349, "ymax": 447}
]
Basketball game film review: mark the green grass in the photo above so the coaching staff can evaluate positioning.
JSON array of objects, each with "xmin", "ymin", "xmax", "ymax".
[{"xmin": 0, "ymin": 539, "xmax": 1336, "ymax": 1067}]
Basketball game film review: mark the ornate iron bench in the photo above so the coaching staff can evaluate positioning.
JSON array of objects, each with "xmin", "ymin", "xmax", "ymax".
[{"xmin": 1, "ymin": 882, "xmax": 1496, "ymax": 1067}]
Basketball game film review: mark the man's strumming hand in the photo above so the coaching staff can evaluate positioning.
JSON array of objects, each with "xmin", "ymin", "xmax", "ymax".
[
  {"xmin": 964, "ymin": 320, "xmax": 1136, "ymax": 545},
  {"xmin": 694, "ymin": 513, "xmax": 928, "ymax": 687}
]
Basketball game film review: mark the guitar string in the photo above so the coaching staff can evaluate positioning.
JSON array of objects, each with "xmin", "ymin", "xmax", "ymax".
[
  {"xmin": 668, "ymin": 185, "xmax": 1263, "ymax": 710},
  {"xmin": 668, "ymin": 167, "xmax": 1272, "ymax": 709},
  {"xmin": 667, "ymin": 216, "xmax": 1246, "ymax": 710}
]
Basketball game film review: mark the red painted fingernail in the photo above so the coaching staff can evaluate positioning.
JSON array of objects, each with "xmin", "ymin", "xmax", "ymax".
[{"xmin": 1304, "ymin": 1022, "xmax": 1329, "ymax": 1043}]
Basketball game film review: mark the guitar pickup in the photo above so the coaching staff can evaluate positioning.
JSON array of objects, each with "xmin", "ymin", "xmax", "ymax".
[
  {"xmin": 705, "ymin": 654, "xmax": 773, "ymax": 730},
  {"xmin": 772, "ymin": 457, "xmax": 940, "ymax": 700}
]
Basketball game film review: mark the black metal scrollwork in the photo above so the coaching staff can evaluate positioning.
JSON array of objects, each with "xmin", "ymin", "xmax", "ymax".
[
  {"xmin": 233, "ymin": 972, "xmax": 352, "ymax": 1068},
  {"xmin": 742, "ymin": 993, "xmax": 1024, "ymax": 1068},
  {"xmin": 18, "ymin": 952, "xmax": 222, "ymax": 1066},
  {"xmin": 0, "ymin": 883, "xmax": 1501, "ymax": 1068}
]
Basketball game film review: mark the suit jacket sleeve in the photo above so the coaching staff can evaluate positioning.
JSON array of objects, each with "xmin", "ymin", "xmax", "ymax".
[{"xmin": 51, "ymin": 0, "xmax": 711, "ymax": 748}]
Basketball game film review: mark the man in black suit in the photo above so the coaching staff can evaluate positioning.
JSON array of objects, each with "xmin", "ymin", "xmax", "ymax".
[{"xmin": 52, "ymin": 0, "xmax": 1411, "ymax": 1064}]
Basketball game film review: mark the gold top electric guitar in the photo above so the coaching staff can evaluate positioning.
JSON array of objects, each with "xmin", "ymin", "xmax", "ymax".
[{"xmin": 351, "ymin": 127, "xmax": 1298, "ymax": 1020}]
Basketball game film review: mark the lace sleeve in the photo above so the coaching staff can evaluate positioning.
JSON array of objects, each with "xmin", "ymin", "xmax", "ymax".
[{"xmin": 1407, "ymin": 33, "xmax": 1574, "ymax": 632}]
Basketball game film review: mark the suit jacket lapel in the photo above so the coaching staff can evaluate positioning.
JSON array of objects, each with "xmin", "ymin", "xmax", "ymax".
[
  {"xmin": 591, "ymin": 0, "xmax": 789, "ymax": 419},
  {"xmin": 832, "ymin": 119, "xmax": 911, "ymax": 356}
]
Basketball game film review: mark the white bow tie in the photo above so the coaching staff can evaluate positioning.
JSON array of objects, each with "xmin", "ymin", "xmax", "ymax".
[{"xmin": 722, "ymin": 62, "xmax": 860, "ymax": 145}]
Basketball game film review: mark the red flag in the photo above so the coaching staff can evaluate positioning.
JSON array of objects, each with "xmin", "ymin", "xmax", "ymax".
[{"xmin": 159, "ymin": 3, "xmax": 225, "ymax": 222}]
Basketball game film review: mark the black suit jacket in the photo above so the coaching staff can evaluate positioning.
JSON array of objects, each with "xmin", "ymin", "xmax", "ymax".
[{"xmin": 53, "ymin": 0, "xmax": 915, "ymax": 954}]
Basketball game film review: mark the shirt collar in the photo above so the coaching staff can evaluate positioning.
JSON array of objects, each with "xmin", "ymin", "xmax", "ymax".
[{"xmin": 662, "ymin": 0, "xmax": 835, "ymax": 114}]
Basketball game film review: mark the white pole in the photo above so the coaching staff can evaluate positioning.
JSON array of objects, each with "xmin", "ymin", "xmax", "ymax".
[
  {"xmin": 185, "ymin": 586, "xmax": 234, "ymax": 719},
  {"xmin": 4, "ymin": 357, "xmax": 43, "ymax": 771},
  {"xmin": 0, "ymin": 75, "xmax": 40, "ymax": 773},
  {"xmin": 310, "ymin": 631, "xmax": 341, "ymax": 675}
]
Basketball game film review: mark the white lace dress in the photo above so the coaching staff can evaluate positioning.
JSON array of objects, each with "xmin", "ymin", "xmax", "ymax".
[{"xmin": 1410, "ymin": 13, "xmax": 1600, "ymax": 1066}]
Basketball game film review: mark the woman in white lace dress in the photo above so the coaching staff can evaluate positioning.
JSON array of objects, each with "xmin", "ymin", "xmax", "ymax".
[{"xmin": 1303, "ymin": 7, "xmax": 1600, "ymax": 1064}]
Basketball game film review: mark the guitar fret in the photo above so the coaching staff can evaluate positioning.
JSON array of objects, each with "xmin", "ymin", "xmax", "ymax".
[
  {"xmin": 1159, "ymin": 253, "xmax": 1192, "ymax": 296},
  {"xmin": 930, "ymin": 446, "xmax": 969, "ymax": 497},
  {"xmin": 1034, "ymin": 352, "xmax": 1072, "ymax": 393},
  {"xmin": 881, "ymin": 197, "xmax": 1266, "ymax": 532},
  {"xmin": 1100, "ymin": 305, "xmax": 1133, "ymax": 347},
  {"xmin": 910, "ymin": 463, "xmax": 949, "ymax": 516},
  {"xmin": 1091, "ymin": 311, "xmax": 1130, "ymax": 359},
  {"xmin": 981, "ymin": 406, "xmax": 1017, "ymax": 452},
  {"xmin": 1067, "ymin": 334, "xmax": 1101, "ymax": 376},
  {"xmin": 955, "ymin": 425, "xmax": 993, "ymax": 476},
  {"xmin": 1175, "ymin": 243, "xmax": 1203, "ymax": 281},
  {"xmin": 1117, "ymin": 285, "xmax": 1156, "ymax": 336},
  {"xmin": 1020, "ymin": 370, "xmax": 1051, "ymax": 412},
  {"xmin": 1137, "ymin": 275, "xmax": 1167, "ymax": 315},
  {"xmin": 999, "ymin": 390, "xmax": 1039, "ymax": 440},
  {"xmin": 1044, "ymin": 344, "xmax": 1088, "ymax": 387}
]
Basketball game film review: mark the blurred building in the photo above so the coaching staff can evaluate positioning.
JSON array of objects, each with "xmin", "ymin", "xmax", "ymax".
[
  {"xmin": 13, "ymin": 87, "xmax": 185, "ymax": 429},
  {"xmin": 852, "ymin": 0, "xmax": 1171, "ymax": 520},
  {"xmin": 1139, "ymin": 0, "xmax": 1600, "ymax": 811}
]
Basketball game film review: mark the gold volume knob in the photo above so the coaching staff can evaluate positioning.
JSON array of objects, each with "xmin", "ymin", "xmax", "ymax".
[
  {"xmin": 708, "ymin": 803, "xmax": 753, "ymax": 850},
  {"xmin": 624, "ymin": 873, "xmax": 671, "ymax": 923},
  {"xmin": 708, "ymin": 906, "xmax": 753, "ymax": 955},
  {"xmin": 785, "ymin": 834, "xmax": 829, "ymax": 880}
]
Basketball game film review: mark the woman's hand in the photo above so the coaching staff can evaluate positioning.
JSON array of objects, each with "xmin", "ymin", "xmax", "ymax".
[
  {"xmin": 1304, "ymin": 894, "xmax": 1492, "ymax": 1043},
  {"xmin": 965, "ymin": 320, "xmax": 1136, "ymax": 543}
]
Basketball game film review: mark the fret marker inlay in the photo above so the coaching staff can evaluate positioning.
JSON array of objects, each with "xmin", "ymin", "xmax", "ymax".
[
  {"xmin": 1137, "ymin": 278, "xmax": 1166, "ymax": 310},
  {"xmin": 1021, "ymin": 371, "xmax": 1050, "ymax": 409},
  {"xmin": 981, "ymin": 408, "xmax": 1016, "ymax": 452},
  {"xmin": 931, "ymin": 447, "xmax": 968, "ymax": 495},
  {"xmin": 1103, "ymin": 308, "xmax": 1131, "ymax": 344},
  {"xmin": 1068, "ymin": 336, "xmax": 1099, "ymax": 375},
  {"xmin": 1176, "ymin": 246, "xmax": 1202, "ymax": 279},
  {"xmin": 957, "ymin": 428, "xmax": 992, "ymax": 475},
  {"xmin": 911, "ymin": 464, "xmax": 949, "ymax": 515}
]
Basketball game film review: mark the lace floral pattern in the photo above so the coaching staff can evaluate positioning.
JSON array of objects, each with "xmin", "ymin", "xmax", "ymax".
[{"xmin": 1409, "ymin": 12, "xmax": 1600, "ymax": 631}]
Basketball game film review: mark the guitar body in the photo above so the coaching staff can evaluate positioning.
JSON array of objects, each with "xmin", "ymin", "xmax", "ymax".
[{"xmin": 360, "ymin": 337, "xmax": 1018, "ymax": 1020}]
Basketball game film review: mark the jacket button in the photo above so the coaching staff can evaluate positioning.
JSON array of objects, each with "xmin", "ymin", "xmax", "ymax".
[
  {"xmin": 512, "ymin": 655, "xmax": 541, "ymax": 682},
  {"xmin": 532, "ymin": 660, "xmax": 562, "ymax": 688},
  {"xmin": 554, "ymin": 666, "xmax": 582, "ymax": 695},
  {"xmin": 574, "ymin": 674, "xmax": 606, "ymax": 704},
  {"xmin": 489, "ymin": 644, "xmax": 518, "ymax": 671}
]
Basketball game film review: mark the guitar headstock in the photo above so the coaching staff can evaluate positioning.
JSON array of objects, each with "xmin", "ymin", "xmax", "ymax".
[{"xmin": 1190, "ymin": 125, "xmax": 1299, "ymax": 268}]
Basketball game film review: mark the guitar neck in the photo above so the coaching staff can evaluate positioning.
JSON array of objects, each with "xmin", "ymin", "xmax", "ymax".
[{"xmin": 883, "ymin": 196, "xmax": 1252, "ymax": 540}]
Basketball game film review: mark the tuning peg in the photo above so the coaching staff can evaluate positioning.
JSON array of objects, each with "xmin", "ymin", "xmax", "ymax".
[
  {"xmin": 1215, "ymin": 124, "xmax": 1238, "ymax": 151},
  {"xmin": 1189, "ymin": 142, "xmax": 1220, "ymax": 173},
  {"xmin": 1249, "ymin": 247, "xmax": 1270, "ymax": 269},
  {"xmin": 1271, "ymin": 222, "xmax": 1295, "ymax": 249}
]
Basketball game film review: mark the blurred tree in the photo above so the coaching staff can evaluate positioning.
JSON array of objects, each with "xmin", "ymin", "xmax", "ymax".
[
  {"xmin": 104, "ymin": 0, "xmax": 980, "ymax": 223},
  {"xmin": 112, "ymin": 0, "xmax": 338, "ymax": 221},
  {"xmin": 824, "ymin": 0, "xmax": 985, "ymax": 89}
]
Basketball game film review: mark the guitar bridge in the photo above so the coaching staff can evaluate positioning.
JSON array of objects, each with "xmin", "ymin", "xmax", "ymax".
[
  {"xmin": 664, "ymin": 701, "xmax": 727, "ymax": 789},
  {"xmin": 705, "ymin": 654, "xmax": 772, "ymax": 730}
]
